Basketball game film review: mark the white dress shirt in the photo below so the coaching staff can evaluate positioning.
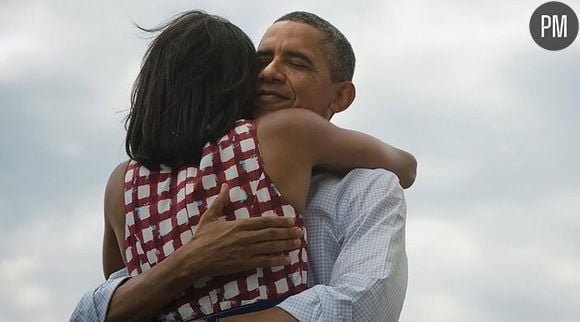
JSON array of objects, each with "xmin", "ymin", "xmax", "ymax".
[{"xmin": 70, "ymin": 169, "xmax": 408, "ymax": 322}]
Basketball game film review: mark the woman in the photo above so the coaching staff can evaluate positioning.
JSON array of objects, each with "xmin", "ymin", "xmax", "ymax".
[{"xmin": 102, "ymin": 10, "xmax": 416, "ymax": 321}]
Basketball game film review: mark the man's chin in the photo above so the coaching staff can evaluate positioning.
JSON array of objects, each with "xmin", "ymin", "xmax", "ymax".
[{"xmin": 255, "ymin": 100, "xmax": 293, "ymax": 114}]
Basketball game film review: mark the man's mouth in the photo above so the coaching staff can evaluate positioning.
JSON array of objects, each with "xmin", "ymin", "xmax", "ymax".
[{"xmin": 257, "ymin": 89, "xmax": 289, "ymax": 102}]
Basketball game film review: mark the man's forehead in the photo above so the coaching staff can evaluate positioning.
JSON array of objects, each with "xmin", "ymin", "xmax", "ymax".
[{"xmin": 258, "ymin": 21, "xmax": 324, "ymax": 53}]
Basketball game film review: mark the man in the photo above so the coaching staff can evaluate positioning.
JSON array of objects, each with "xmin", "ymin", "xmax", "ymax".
[{"xmin": 71, "ymin": 11, "xmax": 411, "ymax": 322}]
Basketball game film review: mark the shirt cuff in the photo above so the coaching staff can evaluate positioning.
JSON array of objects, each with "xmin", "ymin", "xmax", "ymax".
[
  {"xmin": 69, "ymin": 268, "xmax": 130, "ymax": 322},
  {"xmin": 277, "ymin": 285, "xmax": 353, "ymax": 322}
]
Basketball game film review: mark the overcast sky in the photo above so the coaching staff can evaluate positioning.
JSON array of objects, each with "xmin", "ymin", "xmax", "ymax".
[{"xmin": 1, "ymin": 1, "xmax": 579, "ymax": 321}]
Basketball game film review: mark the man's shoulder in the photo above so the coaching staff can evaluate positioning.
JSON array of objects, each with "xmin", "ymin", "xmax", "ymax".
[
  {"xmin": 310, "ymin": 168, "xmax": 403, "ymax": 201},
  {"xmin": 314, "ymin": 168, "xmax": 400, "ymax": 186},
  {"xmin": 345, "ymin": 168, "xmax": 400, "ymax": 182}
]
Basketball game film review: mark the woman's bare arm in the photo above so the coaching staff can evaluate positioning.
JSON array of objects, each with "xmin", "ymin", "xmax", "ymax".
[
  {"xmin": 259, "ymin": 109, "xmax": 417, "ymax": 188},
  {"xmin": 102, "ymin": 161, "xmax": 130, "ymax": 278}
]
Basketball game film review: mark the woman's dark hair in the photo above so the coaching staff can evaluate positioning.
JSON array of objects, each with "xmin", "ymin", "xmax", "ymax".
[{"xmin": 125, "ymin": 10, "xmax": 258, "ymax": 170}]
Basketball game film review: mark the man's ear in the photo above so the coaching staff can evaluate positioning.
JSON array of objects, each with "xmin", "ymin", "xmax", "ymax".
[{"xmin": 329, "ymin": 81, "xmax": 356, "ymax": 114}]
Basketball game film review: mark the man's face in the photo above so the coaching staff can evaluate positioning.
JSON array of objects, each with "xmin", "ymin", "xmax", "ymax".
[{"xmin": 256, "ymin": 21, "xmax": 337, "ymax": 119}]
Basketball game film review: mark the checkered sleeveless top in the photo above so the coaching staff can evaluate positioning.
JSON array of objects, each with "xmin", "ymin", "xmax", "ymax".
[{"xmin": 123, "ymin": 119, "xmax": 308, "ymax": 321}]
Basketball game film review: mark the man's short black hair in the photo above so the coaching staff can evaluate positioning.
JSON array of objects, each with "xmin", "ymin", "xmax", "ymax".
[{"xmin": 275, "ymin": 11, "xmax": 355, "ymax": 82}]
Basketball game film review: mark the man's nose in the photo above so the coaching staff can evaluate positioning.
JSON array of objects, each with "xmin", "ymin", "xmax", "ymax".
[{"xmin": 258, "ymin": 59, "xmax": 285, "ymax": 83}]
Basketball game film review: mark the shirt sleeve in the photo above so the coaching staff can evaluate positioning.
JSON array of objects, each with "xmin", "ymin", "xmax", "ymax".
[
  {"xmin": 277, "ymin": 170, "xmax": 408, "ymax": 322},
  {"xmin": 69, "ymin": 268, "xmax": 130, "ymax": 322}
]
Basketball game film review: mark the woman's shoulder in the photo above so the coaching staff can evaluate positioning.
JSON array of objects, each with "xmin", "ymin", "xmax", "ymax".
[
  {"xmin": 107, "ymin": 160, "xmax": 131, "ymax": 189},
  {"xmin": 256, "ymin": 109, "xmax": 329, "ymax": 140},
  {"xmin": 257, "ymin": 108, "xmax": 324, "ymax": 125}
]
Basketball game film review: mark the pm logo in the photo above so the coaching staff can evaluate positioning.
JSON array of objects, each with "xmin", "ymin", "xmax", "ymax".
[{"xmin": 530, "ymin": 2, "xmax": 578, "ymax": 50}]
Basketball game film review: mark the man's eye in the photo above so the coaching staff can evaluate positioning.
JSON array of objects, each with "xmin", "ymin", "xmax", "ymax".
[{"xmin": 289, "ymin": 62, "xmax": 306, "ymax": 69}]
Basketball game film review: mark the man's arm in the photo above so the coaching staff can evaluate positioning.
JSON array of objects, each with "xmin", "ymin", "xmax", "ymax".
[
  {"xmin": 70, "ymin": 269, "xmax": 130, "ymax": 322},
  {"xmin": 71, "ymin": 184, "xmax": 303, "ymax": 322},
  {"xmin": 225, "ymin": 169, "xmax": 408, "ymax": 321},
  {"xmin": 70, "ymin": 263, "xmax": 204, "ymax": 322},
  {"xmin": 279, "ymin": 170, "xmax": 407, "ymax": 321},
  {"xmin": 71, "ymin": 170, "xmax": 406, "ymax": 322},
  {"xmin": 71, "ymin": 222, "xmax": 302, "ymax": 322}
]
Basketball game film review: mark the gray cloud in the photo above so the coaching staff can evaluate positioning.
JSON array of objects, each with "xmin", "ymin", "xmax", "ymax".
[{"xmin": 1, "ymin": 1, "xmax": 579, "ymax": 321}]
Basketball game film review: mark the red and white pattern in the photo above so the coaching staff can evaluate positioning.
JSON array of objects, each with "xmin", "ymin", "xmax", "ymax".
[{"xmin": 124, "ymin": 120, "xmax": 308, "ymax": 321}]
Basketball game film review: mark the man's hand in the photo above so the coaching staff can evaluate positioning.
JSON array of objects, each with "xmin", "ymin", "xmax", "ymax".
[{"xmin": 174, "ymin": 183, "xmax": 304, "ymax": 279}]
